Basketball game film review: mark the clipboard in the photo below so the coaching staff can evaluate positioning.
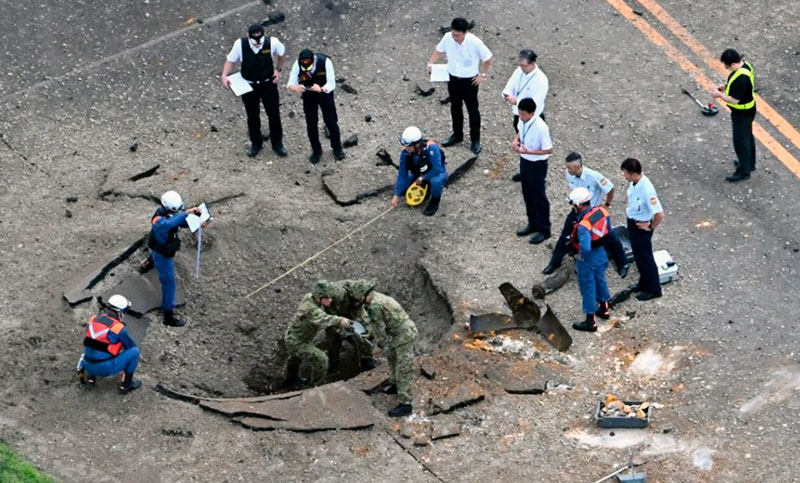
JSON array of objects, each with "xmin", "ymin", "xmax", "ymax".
[
  {"xmin": 429, "ymin": 64, "xmax": 449, "ymax": 82},
  {"xmin": 186, "ymin": 203, "xmax": 212, "ymax": 233},
  {"xmin": 228, "ymin": 72, "xmax": 253, "ymax": 96}
]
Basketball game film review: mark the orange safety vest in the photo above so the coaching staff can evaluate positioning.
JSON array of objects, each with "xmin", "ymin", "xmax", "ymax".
[
  {"xmin": 570, "ymin": 206, "xmax": 610, "ymax": 253},
  {"xmin": 83, "ymin": 313, "xmax": 125, "ymax": 356}
]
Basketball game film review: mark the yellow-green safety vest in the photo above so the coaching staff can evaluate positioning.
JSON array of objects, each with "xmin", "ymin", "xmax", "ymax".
[{"xmin": 725, "ymin": 61, "xmax": 755, "ymax": 110}]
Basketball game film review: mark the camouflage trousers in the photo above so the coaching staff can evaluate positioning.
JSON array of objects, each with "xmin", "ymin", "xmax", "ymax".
[
  {"xmin": 387, "ymin": 340, "xmax": 417, "ymax": 404},
  {"xmin": 285, "ymin": 340, "xmax": 330, "ymax": 386}
]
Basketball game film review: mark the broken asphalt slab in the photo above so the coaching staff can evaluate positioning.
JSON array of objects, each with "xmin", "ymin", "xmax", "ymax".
[
  {"xmin": 484, "ymin": 362, "xmax": 561, "ymax": 395},
  {"xmin": 432, "ymin": 381, "xmax": 485, "ymax": 414},
  {"xmin": 125, "ymin": 313, "xmax": 150, "ymax": 346},
  {"xmin": 100, "ymin": 268, "xmax": 185, "ymax": 316}
]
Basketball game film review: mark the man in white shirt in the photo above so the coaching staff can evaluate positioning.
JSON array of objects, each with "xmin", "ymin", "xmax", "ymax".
[
  {"xmin": 427, "ymin": 17, "xmax": 493, "ymax": 155},
  {"xmin": 287, "ymin": 49, "xmax": 345, "ymax": 164},
  {"xmin": 542, "ymin": 152, "xmax": 629, "ymax": 278},
  {"xmin": 512, "ymin": 98, "xmax": 553, "ymax": 244},
  {"xmin": 621, "ymin": 158, "xmax": 665, "ymax": 301},
  {"xmin": 502, "ymin": 50, "xmax": 548, "ymax": 182},
  {"xmin": 221, "ymin": 24, "xmax": 287, "ymax": 158}
]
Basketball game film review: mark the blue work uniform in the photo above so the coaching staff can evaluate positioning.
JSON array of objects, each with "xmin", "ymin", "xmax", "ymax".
[
  {"xmin": 625, "ymin": 174, "xmax": 664, "ymax": 296},
  {"xmin": 575, "ymin": 207, "xmax": 611, "ymax": 315},
  {"xmin": 81, "ymin": 313, "xmax": 140, "ymax": 378},
  {"xmin": 148, "ymin": 208, "xmax": 189, "ymax": 310},
  {"xmin": 395, "ymin": 142, "xmax": 448, "ymax": 199}
]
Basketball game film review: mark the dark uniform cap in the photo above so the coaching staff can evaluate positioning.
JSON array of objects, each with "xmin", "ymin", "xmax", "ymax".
[
  {"xmin": 299, "ymin": 49, "xmax": 314, "ymax": 61},
  {"xmin": 349, "ymin": 280, "xmax": 376, "ymax": 301},
  {"xmin": 313, "ymin": 280, "xmax": 336, "ymax": 299},
  {"xmin": 248, "ymin": 24, "xmax": 265, "ymax": 36}
]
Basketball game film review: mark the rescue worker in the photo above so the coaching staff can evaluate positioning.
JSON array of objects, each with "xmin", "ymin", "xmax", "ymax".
[
  {"xmin": 284, "ymin": 280, "xmax": 375, "ymax": 386},
  {"xmin": 221, "ymin": 23, "xmax": 288, "ymax": 158},
  {"xmin": 287, "ymin": 49, "xmax": 345, "ymax": 164},
  {"xmin": 148, "ymin": 191, "xmax": 208, "ymax": 327},
  {"xmin": 390, "ymin": 126, "xmax": 448, "ymax": 217},
  {"xmin": 621, "ymin": 158, "xmax": 664, "ymax": 301},
  {"xmin": 351, "ymin": 284, "xmax": 419, "ymax": 418},
  {"xmin": 709, "ymin": 48, "xmax": 756, "ymax": 182},
  {"xmin": 543, "ymin": 152, "xmax": 629, "ymax": 277},
  {"xmin": 77, "ymin": 295, "xmax": 142, "ymax": 394},
  {"xmin": 568, "ymin": 188, "xmax": 612, "ymax": 332}
]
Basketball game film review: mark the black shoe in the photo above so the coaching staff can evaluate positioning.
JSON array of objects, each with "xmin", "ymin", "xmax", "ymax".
[
  {"xmin": 273, "ymin": 145, "xmax": 288, "ymax": 157},
  {"xmin": 529, "ymin": 232, "xmax": 550, "ymax": 245},
  {"xmin": 119, "ymin": 377, "xmax": 142, "ymax": 395},
  {"xmin": 629, "ymin": 283, "xmax": 641, "ymax": 292},
  {"xmin": 247, "ymin": 144, "xmax": 262, "ymax": 158},
  {"xmin": 423, "ymin": 196, "xmax": 441, "ymax": 216},
  {"xmin": 333, "ymin": 150, "xmax": 346, "ymax": 161},
  {"xmin": 572, "ymin": 317, "xmax": 598, "ymax": 332},
  {"xmin": 725, "ymin": 172, "xmax": 751, "ymax": 182},
  {"xmin": 542, "ymin": 262, "xmax": 560, "ymax": 275},
  {"xmin": 78, "ymin": 369, "xmax": 96, "ymax": 387},
  {"xmin": 441, "ymin": 135, "xmax": 463, "ymax": 147},
  {"xmin": 636, "ymin": 291, "xmax": 662, "ymax": 301},
  {"xmin": 309, "ymin": 151, "xmax": 322, "ymax": 164},
  {"xmin": 617, "ymin": 264, "xmax": 629, "ymax": 279},
  {"xmin": 380, "ymin": 383, "xmax": 398, "ymax": 395},
  {"xmin": 388, "ymin": 403, "xmax": 413, "ymax": 417},
  {"xmin": 163, "ymin": 310, "xmax": 186, "ymax": 327},
  {"xmin": 511, "ymin": 172, "xmax": 522, "ymax": 182},
  {"xmin": 471, "ymin": 141, "xmax": 482, "ymax": 154},
  {"xmin": 596, "ymin": 301, "xmax": 611, "ymax": 320},
  {"xmin": 360, "ymin": 358, "xmax": 377, "ymax": 371},
  {"xmin": 516, "ymin": 224, "xmax": 536, "ymax": 237}
]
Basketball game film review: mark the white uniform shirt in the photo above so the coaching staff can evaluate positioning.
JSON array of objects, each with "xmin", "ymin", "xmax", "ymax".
[
  {"xmin": 286, "ymin": 57, "xmax": 336, "ymax": 93},
  {"xmin": 226, "ymin": 37, "xmax": 285, "ymax": 64},
  {"xmin": 502, "ymin": 66, "xmax": 548, "ymax": 116},
  {"xmin": 517, "ymin": 116, "xmax": 552, "ymax": 162},
  {"xmin": 435, "ymin": 32, "xmax": 492, "ymax": 78},
  {"xmin": 625, "ymin": 174, "xmax": 663, "ymax": 221},
  {"xmin": 567, "ymin": 166, "xmax": 613, "ymax": 208}
]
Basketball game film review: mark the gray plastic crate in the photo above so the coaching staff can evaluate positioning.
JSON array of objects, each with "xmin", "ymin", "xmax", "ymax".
[{"xmin": 595, "ymin": 400, "xmax": 651, "ymax": 429}]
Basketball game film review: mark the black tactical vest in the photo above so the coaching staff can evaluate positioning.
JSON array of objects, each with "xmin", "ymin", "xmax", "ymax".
[
  {"xmin": 147, "ymin": 208, "xmax": 181, "ymax": 258},
  {"xmin": 298, "ymin": 54, "xmax": 329, "ymax": 88},
  {"xmin": 240, "ymin": 37, "xmax": 274, "ymax": 82}
]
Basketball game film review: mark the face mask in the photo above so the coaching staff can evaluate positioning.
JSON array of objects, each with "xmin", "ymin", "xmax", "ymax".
[
  {"xmin": 300, "ymin": 61, "xmax": 313, "ymax": 72},
  {"xmin": 249, "ymin": 36, "xmax": 264, "ymax": 48}
]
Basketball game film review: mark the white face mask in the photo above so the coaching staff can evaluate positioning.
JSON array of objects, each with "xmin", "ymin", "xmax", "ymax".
[{"xmin": 249, "ymin": 37, "xmax": 264, "ymax": 48}]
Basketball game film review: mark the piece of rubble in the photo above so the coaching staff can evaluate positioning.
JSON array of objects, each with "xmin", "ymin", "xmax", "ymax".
[
  {"xmin": 415, "ymin": 82, "xmax": 435, "ymax": 96},
  {"xmin": 128, "ymin": 165, "xmax": 160, "ymax": 182},
  {"xmin": 484, "ymin": 363, "xmax": 559, "ymax": 394},
  {"xmin": 129, "ymin": 142, "xmax": 139, "ymax": 152},
  {"xmin": 261, "ymin": 11, "xmax": 285, "ymax": 27},
  {"xmin": 433, "ymin": 381, "xmax": 485, "ymax": 413},
  {"xmin": 413, "ymin": 435, "xmax": 430, "ymax": 447},
  {"xmin": 100, "ymin": 268, "xmax": 185, "ymax": 316},
  {"xmin": 339, "ymin": 83, "xmax": 358, "ymax": 95},
  {"xmin": 446, "ymin": 156, "xmax": 477, "ymax": 184},
  {"xmin": 125, "ymin": 313, "xmax": 150, "ymax": 346},
  {"xmin": 431, "ymin": 423, "xmax": 461, "ymax": 440},
  {"xmin": 63, "ymin": 234, "xmax": 147, "ymax": 305},
  {"xmin": 531, "ymin": 261, "xmax": 574, "ymax": 299},
  {"xmin": 420, "ymin": 359, "xmax": 436, "ymax": 380},
  {"xmin": 343, "ymin": 134, "xmax": 358, "ymax": 148},
  {"xmin": 161, "ymin": 428, "xmax": 194, "ymax": 438},
  {"xmin": 375, "ymin": 148, "xmax": 397, "ymax": 168}
]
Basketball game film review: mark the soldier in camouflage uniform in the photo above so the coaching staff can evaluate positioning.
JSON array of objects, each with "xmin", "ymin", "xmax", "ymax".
[
  {"xmin": 284, "ymin": 279, "xmax": 376, "ymax": 386},
  {"xmin": 350, "ymin": 283, "xmax": 419, "ymax": 418}
]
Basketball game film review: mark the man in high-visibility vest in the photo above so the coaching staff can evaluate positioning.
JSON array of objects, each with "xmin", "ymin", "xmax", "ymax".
[
  {"xmin": 568, "ymin": 187, "xmax": 612, "ymax": 332},
  {"xmin": 709, "ymin": 48, "xmax": 756, "ymax": 183}
]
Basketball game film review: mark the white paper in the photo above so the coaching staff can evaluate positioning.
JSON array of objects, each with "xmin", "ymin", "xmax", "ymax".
[
  {"xmin": 430, "ymin": 64, "xmax": 449, "ymax": 82},
  {"xmin": 186, "ymin": 203, "xmax": 211, "ymax": 233},
  {"xmin": 228, "ymin": 72, "xmax": 253, "ymax": 96}
]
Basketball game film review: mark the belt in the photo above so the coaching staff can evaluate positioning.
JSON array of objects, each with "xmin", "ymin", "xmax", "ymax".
[{"xmin": 248, "ymin": 79, "xmax": 272, "ymax": 85}]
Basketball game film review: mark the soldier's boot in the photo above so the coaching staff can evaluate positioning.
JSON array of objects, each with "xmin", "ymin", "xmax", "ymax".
[
  {"xmin": 572, "ymin": 314, "xmax": 598, "ymax": 332},
  {"xmin": 285, "ymin": 357, "xmax": 302, "ymax": 385},
  {"xmin": 388, "ymin": 403, "xmax": 412, "ymax": 417},
  {"xmin": 380, "ymin": 382, "xmax": 398, "ymax": 394},
  {"xmin": 119, "ymin": 373, "xmax": 142, "ymax": 394},
  {"xmin": 595, "ymin": 301, "xmax": 611, "ymax": 320},
  {"xmin": 327, "ymin": 355, "xmax": 340, "ymax": 373}
]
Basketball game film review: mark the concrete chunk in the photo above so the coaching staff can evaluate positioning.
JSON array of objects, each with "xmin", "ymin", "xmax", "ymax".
[
  {"xmin": 100, "ymin": 268, "xmax": 184, "ymax": 316},
  {"xmin": 433, "ymin": 381, "xmax": 485, "ymax": 413}
]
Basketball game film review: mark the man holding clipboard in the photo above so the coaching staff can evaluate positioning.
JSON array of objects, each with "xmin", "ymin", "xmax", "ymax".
[{"xmin": 221, "ymin": 24, "xmax": 288, "ymax": 158}]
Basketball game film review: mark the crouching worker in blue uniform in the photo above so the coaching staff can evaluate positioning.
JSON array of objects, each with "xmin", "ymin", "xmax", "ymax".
[
  {"xmin": 390, "ymin": 126, "xmax": 448, "ymax": 217},
  {"xmin": 569, "ymin": 187, "xmax": 612, "ymax": 332},
  {"xmin": 148, "ymin": 190, "xmax": 207, "ymax": 327},
  {"xmin": 77, "ymin": 295, "xmax": 142, "ymax": 394}
]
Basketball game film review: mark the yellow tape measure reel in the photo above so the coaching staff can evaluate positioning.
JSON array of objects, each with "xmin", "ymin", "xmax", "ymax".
[{"xmin": 405, "ymin": 182, "xmax": 429, "ymax": 206}]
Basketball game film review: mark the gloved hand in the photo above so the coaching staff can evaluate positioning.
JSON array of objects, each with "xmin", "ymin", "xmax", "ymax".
[{"xmin": 339, "ymin": 318, "xmax": 353, "ymax": 330}]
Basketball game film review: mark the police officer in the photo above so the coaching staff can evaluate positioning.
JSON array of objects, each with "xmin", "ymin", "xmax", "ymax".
[
  {"xmin": 513, "ymin": 98, "xmax": 553, "ymax": 244},
  {"xmin": 77, "ymin": 295, "xmax": 142, "ymax": 394},
  {"xmin": 427, "ymin": 17, "xmax": 493, "ymax": 155},
  {"xmin": 221, "ymin": 24, "xmax": 288, "ymax": 158},
  {"xmin": 709, "ymin": 48, "xmax": 756, "ymax": 182},
  {"xmin": 568, "ymin": 188, "xmax": 612, "ymax": 332},
  {"xmin": 390, "ymin": 126, "xmax": 448, "ymax": 217},
  {"xmin": 543, "ymin": 152, "xmax": 629, "ymax": 277},
  {"xmin": 287, "ymin": 49, "xmax": 345, "ymax": 164},
  {"xmin": 621, "ymin": 158, "xmax": 664, "ymax": 301},
  {"xmin": 148, "ymin": 191, "xmax": 208, "ymax": 327},
  {"xmin": 502, "ymin": 50, "xmax": 548, "ymax": 182}
]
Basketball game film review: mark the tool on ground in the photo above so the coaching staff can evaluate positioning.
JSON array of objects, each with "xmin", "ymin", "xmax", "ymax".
[
  {"xmin": 681, "ymin": 88, "xmax": 719, "ymax": 116},
  {"xmin": 405, "ymin": 181, "xmax": 429, "ymax": 206},
  {"xmin": 592, "ymin": 451, "xmax": 647, "ymax": 483},
  {"xmin": 195, "ymin": 227, "xmax": 203, "ymax": 279}
]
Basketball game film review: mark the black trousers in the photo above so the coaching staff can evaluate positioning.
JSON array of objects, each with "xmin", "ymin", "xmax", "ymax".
[
  {"xmin": 302, "ymin": 91, "xmax": 342, "ymax": 153},
  {"xmin": 520, "ymin": 158, "xmax": 550, "ymax": 234},
  {"xmin": 731, "ymin": 113, "xmax": 756, "ymax": 174},
  {"xmin": 448, "ymin": 75, "xmax": 480, "ymax": 142},
  {"xmin": 241, "ymin": 81, "xmax": 283, "ymax": 148},
  {"xmin": 627, "ymin": 218, "xmax": 661, "ymax": 296},
  {"xmin": 549, "ymin": 210, "xmax": 627, "ymax": 269}
]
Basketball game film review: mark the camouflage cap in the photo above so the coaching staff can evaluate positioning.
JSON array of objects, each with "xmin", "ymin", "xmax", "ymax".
[
  {"xmin": 349, "ymin": 279, "xmax": 376, "ymax": 301},
  {"xmin": 313, "ymin": 280, "xmax": 336, "ymax": 299}
]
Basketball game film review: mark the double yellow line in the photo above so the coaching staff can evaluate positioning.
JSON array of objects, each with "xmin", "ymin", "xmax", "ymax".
[{"xmin": 605, "ymin": 0, "xmax": 800, "ymax": 178}]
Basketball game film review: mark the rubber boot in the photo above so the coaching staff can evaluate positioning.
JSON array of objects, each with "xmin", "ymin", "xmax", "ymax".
[
  {"xmin": 285, "ymin": 357, "xmax": 302, "ymax": 385},
  {"xmin": 119, "ymin": 373, "xmax": 142, "ymax": 394},
  {"xmin": 388, "ymin": 403, "xmax": 413, "ymax": 417},
  {"xmin": 572, "ymin": 314, "xmax": 598, "ymax": 332},
  {"xmin": 596, "ymin": 301, "xmax": 611, "ymax": 320},
  {"xmin": 423, "ymin": 196, "xmax": 441, "ymax": 216},
  {"xmin": 163, "ymin": 310, "xmax": 186, "ymax": 327}
]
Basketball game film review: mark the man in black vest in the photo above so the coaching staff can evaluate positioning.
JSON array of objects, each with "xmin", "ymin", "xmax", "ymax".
[
  {"xmin": 222, "ymin": 24, "xmax": 288, "ymax": 158},
  {"xmin": 287, "ymin": 49, "xmax": 345, "ymax": 164}
]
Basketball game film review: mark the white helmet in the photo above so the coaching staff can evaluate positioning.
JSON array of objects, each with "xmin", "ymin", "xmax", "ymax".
[
  {"xmin": 160, "ymin": 190, "xmax": 184, "ymax": 212},
  {"xmin": 400, "ymin": 126, "xmax": 423, "ymax": 146},
  {"xmin": 107, "ymin": 294, "xmax": 131, "ymax": 313},
  {"xmin": 568, "ymin": 187, "xmax": 592, "ymax": 206}
]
